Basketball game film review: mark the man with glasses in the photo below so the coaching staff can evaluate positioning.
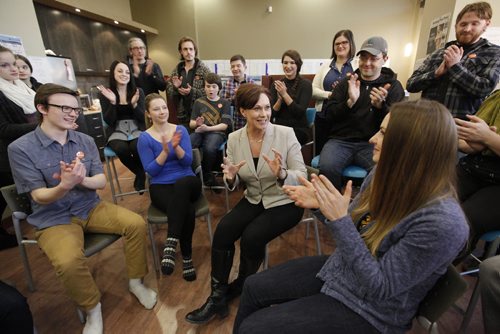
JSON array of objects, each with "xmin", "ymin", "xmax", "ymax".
[
  {"xmin": 319, "ymin": 36, "xmax": 404, "ymax": 189},
  {"xmin": 128, "ymin": 37, "xmax": 166, "ymax": 96},
  {"xmin": 407, "ymin": 2, "xmax": 500, "ymax": 119},
  {"xmin": 8, "ymin": 84, "xmax": 157, "ymax": 334}
]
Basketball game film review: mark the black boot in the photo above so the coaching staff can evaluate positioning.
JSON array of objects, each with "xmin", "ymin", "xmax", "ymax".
[
  {"xmin": 227, "ymin": 256, "xmax": 263, "ymax": 302},
  {"xmin": 185, "ymin": 249, "xmax": 234, "ymax": 324}
]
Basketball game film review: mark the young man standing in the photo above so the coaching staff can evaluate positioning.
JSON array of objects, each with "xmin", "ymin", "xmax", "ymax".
[
  {"xmin": 407, "ymin": 2, "xmax": 500, "ymax": 119},
  {"xmin": 190, "ymin": 73, "xmax": 232, "ymax": 186},
  {"xmin": 167, "ymin": 36, "xmax": 211, "ymax": 127},
  {"xmin": 220, "ymin": 54, "xmax": 254, "ymax": 130},
  {"xmin": 8, "ymin": 84, "xmax": 157, "ymax": 334},
  {"xmin": 128, "ymin": 37, "xmax": 166, "ymax": 96},
  {"xmin": 320, "ymin": 36, "xmax": 405, "ymax": 189}
]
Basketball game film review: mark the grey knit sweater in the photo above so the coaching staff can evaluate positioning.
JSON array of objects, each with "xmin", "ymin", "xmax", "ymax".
[{"xmin": 317, "ymin": 186, "xmax": 468, "ymax": 333}]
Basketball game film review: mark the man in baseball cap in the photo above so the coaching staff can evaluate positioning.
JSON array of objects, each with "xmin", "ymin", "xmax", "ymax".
[{"xmin": 319, "ymin": 36, "xmax": 404, "ymax": 189}]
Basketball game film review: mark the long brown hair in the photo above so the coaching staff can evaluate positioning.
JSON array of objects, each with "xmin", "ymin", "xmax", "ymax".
[{"xmin": 352, "ymin": 100, "xmax": 458, "ymax": 255}]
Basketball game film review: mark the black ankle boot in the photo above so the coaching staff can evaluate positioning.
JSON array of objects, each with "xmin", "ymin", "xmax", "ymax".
[
  {"xmin": 227, "ymin": 256, "xmax": 263, "ymax": 302},
  {"xmin": 185, "ymin": 249, "xmax": 234, "ymax": 324},
  {"xmin": 185, "ymin": 277, "xmax": 229, "ymax": 324}
]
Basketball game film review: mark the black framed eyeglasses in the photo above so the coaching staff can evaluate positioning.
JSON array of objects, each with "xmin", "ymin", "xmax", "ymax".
[{"xmin": 47, "ymin": 103, "xmax": 83, "ymax": 116}]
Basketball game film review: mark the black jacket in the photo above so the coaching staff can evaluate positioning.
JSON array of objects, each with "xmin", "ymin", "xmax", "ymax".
[{"xmin": 324, "ymin": 67, "xmax": 404, "ymax": 141}]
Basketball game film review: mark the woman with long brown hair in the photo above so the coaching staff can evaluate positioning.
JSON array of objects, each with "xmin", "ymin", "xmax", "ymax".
[{"xmin": 233, "ymin": 100, "xmax": 469, "ymax": 334}]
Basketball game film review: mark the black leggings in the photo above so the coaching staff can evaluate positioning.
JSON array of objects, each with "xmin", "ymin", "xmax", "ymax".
[
  {"xmin": 213, "ymin": 198, "xmax": 304, "ymax": 261},
  {"xmin": 149, "ymin": 176, "xmax": 202, "ymax": 256},
  {"xmin": 108, "ymin": 138, "xmax": 144, "ymax": 176}
]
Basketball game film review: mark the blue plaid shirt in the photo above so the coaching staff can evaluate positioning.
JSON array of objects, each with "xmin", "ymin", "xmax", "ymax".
[
  {"xmin": 407, "ymin": 38, "xmax": 500, "ymax": 119},
  {"xmin": 220, "ymin": 75, "xmax": 254, "ymax": 130}
]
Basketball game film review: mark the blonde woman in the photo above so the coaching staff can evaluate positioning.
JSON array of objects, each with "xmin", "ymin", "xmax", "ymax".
[
  {"xmin": 137, "ymin": 93, "xmax": 201, "ymax": 280},
  {"xmin": 234, "ymin": 100, "xmax": 469, "ymax": 334}
]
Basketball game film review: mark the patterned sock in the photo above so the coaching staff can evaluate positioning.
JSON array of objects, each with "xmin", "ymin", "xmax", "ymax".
[
  {"xmin": 161, "ymin": 237, "xmax": 178, "ymax": 275},
  {"xmin": 182, "ymin": 256, "xmax": 197, "ymax": 281}
]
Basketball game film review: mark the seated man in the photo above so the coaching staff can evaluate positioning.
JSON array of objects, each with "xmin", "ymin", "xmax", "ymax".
[
  {"xmin": 320, "ymin": 36, "xmax": 404, "ymax": 189},
  {"xmin": 7, "ymin": 84, "xmax": 157, "ymax": 334},
  {"xmin": 190, "ymin": 73, "xmax": 232, "ymax": 186},
  {"xmin": 220, "ymin": 54, "xmax": 254, "ymax": 130}
]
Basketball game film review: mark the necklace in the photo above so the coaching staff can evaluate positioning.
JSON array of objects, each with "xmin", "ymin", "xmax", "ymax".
[{"xmin": 248, "ymin": 131, "xmax": 265, "ymax": 143}]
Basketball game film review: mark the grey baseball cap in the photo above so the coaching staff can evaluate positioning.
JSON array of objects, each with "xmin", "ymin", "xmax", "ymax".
[{"xmin": 357, "ymin": 36, "xmax": 388, "ymax": 56}]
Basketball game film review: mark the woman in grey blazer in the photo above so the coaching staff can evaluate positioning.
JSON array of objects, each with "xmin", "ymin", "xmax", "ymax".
[{"xmin": 186, "ymin": 84, "xmax": 307, "ymax": 324}]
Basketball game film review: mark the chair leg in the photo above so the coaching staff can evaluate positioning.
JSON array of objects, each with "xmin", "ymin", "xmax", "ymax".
[
  {"xmin": 104, "ymin": 155, "xmax": 118, "ymax": 204},
  {"xmin": 77, "ymin": 308, "xmax": 86, "ymax": 324},
  {"xmin": 206, "ymin": 214, "xmax": 213, "ymax": 245},
  {"xmin": 313, "ymin": 219, "xmax": 322, "ymax": 255},
  {"xmin": 459, "ymin": 280, "xmax": 480, "ymax": 333},
  {"xmin": 110, "ymin": 157, "xmax": 122, "ymax": 195},
  {"xmin": 147, "ymin": 223, "xmax": 160, "ymax": 274},
  {"xmin": 12, "ymin": 215, "xmax": 36, "ymax": 292},
  {"xmin": 263, "ymin": 243, "xmax": 269, "ymax": 270}
]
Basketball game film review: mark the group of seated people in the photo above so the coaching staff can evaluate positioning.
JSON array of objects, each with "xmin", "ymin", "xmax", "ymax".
[{"xmin": 1, "ymin": 2, "xmax": 500, "ymax": 333}]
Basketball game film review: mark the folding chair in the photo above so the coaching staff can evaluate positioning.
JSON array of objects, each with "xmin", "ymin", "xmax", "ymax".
[
  {"xmin": 416, "ymin": 265, "xmax": 468, "ymax": 333},
  {"xmin": 1, "ymin": 184, "xmax": 120, "ymax": 322}
]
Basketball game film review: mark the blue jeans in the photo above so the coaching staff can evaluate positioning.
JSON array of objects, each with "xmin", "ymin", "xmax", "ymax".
[
  {"xmin": 234, "ymin": 256, "xmax": 379, "ymax": 334},
  {"xmin": 190, "ymin": 132, "xmax": 225, "ymax": 176},
  {"xmin": 319, "ymin": 139, "xmax": 374, "ymax": 189}
]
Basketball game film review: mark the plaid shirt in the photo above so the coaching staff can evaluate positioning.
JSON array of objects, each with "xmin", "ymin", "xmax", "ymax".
[
  {"xmin": 407, "ymin": 39, "xmax": 500, "ymax": 119},
  {"xmin": 220, "ymin": 75, "xmax": 254, "ymax": 130}
]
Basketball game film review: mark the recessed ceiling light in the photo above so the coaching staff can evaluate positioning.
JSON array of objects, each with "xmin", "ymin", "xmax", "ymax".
[
  {"xmin": 114, "ymin": 20, "xmax": 119, "ymax": 24},
  {"xmin": 75, "ymin": 8, "xmax": 81, "ymax": 13},
  {"xmin": 141, "ymin": 29, "xmax": 145, "ymax": 33}
]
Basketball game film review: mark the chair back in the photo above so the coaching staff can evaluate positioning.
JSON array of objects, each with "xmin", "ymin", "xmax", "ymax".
[
  {"xmin": 306, "ymin": 108, "xmax": 316, "ymax": 127},
  {"xmin": 417, "ymin": 265, "xmax": 467, "ymax": 325},
  {"xmin": 1, "ymin": 184, "xmax": 32, "ymax": 216}
]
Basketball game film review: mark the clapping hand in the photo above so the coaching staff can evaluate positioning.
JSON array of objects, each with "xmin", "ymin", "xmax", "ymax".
[
  {"xmin": 443, "ymin": 44, "xmax": 463, "ymax": 68},
  {"xmin": 262, "ymin": 148, "xmax": 283, "ymax": 177},
  {"xmin": 145, "ymin": 59, "xmax": 154, "ymax": 75},
  {"xmin": 283, "ymin": 176, "xmax": 319, "ymax": 209},
  {"xmin": 178, "ymin": 83, "xmax": 192, "ymax": 96},
  {"xmin": 171, "ymin": 130, "xmax": 182, "ymax": 149},
  {"xmin": 56, "ymin": 153, "xmax": 86, "ymax": 190},
  {"xmin": 346, "ymin": 74, "xmax": 360, "ymax": 108},
  {"xmin": 274, "ymin": 80, "xmax": 287, "ymax": 97},
  {"xmin": 312, "ymin": 174, "xmax": 351, "ymax": 221},
  {"xmin": 221, "ymin": 157, "xmax": 246, "ymax": 181},
  {"xmin": 172, "ymin": 75, "xmax": 183, "ymax": 88},
  {"xmin": 131, "ymin": 89, "xmax": 140, "ymax": 108},
  {"xmin": 97, "ymin": 85, "xmax": 116, "ymax": 105},
  {"xmin": 370, "ymin": 83, "xmax": 391, "ymax": 109}
]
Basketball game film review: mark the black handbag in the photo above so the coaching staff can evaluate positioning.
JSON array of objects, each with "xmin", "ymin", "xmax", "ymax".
[{"xmin": 459, "ymin": 153, "xmax": 500, "ymax": 184}]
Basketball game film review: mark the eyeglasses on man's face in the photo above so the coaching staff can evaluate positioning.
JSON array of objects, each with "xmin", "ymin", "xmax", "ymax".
[
  {"xmin": 47, "ymin": 103, "xmax": 83, "ymax": 116},
  {"xmin": 131, "ymin": 46, "xmax": 146, "ymax": 51}
]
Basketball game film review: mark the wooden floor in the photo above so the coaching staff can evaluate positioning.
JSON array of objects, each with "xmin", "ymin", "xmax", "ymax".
[{"xmin": 0, "ymin": 161, "xmax": 486, "ymax": 334}]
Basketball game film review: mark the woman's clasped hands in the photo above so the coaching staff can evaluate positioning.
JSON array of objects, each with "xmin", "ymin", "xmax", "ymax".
[{"xmin": 283, "ymin": 174, "xmax": 352, "ymax": 221}]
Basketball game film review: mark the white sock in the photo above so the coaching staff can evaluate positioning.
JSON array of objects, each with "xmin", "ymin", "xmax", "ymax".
[
  {"xmin": 83, "ymin": 302, "xmax": 103, "ymax": 334},
  {"xmin": 129, "ymin": 278, "xmax": 157, "ymax": 310}
]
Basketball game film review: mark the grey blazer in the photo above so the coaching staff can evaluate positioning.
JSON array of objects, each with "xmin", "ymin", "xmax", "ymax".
[{"xmin": 225, "ymin": 123, "xmax": 306, "ymax": 209}]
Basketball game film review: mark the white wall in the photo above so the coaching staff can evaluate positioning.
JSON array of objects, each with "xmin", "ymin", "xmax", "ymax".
[{"xmin": 0, "ymin": 0, "xmax": 45, "ymax": 56}]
